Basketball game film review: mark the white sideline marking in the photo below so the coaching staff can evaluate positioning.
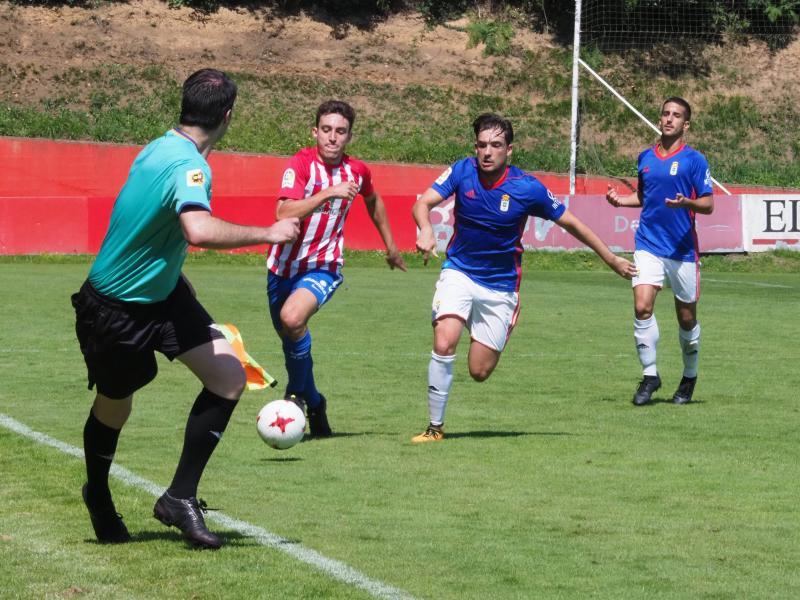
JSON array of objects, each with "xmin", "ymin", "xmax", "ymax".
[
  {"xmin": 704, "ymin": 278, "xmax": 793, "ymax": 289},
  {"xmin": 0, "ymin": 413, "xmax": 418, "ymax": 600}
]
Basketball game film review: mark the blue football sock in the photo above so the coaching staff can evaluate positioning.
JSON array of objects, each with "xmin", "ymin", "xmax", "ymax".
[
  {"xmin": 283, "ymin": 331, "xmax": 312, "ymax": 398},
  {"xmin": 304, "ymin": 351, "xmax": 321, "ymax": 409}
]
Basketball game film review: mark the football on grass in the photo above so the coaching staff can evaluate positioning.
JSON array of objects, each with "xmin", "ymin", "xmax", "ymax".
[{"xmin": 256, "ymin": 400, "xmax": 305, "ymax": 450}]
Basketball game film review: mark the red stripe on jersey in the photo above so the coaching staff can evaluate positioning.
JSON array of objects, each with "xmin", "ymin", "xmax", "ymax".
[{"xmin": 269, "ymin": 148, "xmax": 373, "ymax": 277}]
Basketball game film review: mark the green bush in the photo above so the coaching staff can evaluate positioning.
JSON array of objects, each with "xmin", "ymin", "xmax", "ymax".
[{"xmin": 466, "ymin": 18, "xmax": 516, "ymax": 56}]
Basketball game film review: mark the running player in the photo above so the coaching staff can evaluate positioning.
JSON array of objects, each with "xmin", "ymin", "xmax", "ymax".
[
  {"xmin": 267, "ymin": 100, "xmax": 406, "ymax": 436},
  {"xmin": 73, "ymin": 68, "xmax": 299, "ymax": 548},
  {"xmin": 411, "ymin": 113, "xmax": 637, "ymax": 442},
  {"xmin": 606, "ymin": 96, "xmax": 714, "ymax": 406}
]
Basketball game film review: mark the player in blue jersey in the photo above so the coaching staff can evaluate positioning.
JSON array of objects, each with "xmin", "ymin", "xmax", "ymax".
[
  {"xmin": 606, "ymin": 97, "xmax": 714, "ymax": 406},
  {"xmin": 411, "ymin": 113, "xmax": 637, "ymax": 442},
  {"xmin": 72, "ymin": 69, "xmax": 299, "ymax": 548}
]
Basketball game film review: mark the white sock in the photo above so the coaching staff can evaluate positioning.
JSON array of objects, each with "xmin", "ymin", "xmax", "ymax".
[
  {"xmin": 679, "ymin": 323, "xmax": 701, "ymax": 378},
  {"xmin": 427, "ymin": 352, "xmax": 455, "ymax": 426},
  {"xmin": 634, "ymin": 316, "xmax": 659, "ymax": 377}
]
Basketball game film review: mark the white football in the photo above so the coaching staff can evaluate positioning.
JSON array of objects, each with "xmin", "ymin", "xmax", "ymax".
[{"xmin": 256, "ymin": 400, "xmax": 305, "ymax": 450}]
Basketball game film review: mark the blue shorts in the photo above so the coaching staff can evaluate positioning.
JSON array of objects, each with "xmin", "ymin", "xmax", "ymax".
[{"xmin": 267, "ymin": 269, "xmax": 343, "ymax": 331}]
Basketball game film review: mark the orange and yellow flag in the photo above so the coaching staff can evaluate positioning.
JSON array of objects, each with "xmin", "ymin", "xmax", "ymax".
[{"xmin": 212, "ymin": 323, "xmax": 277, "ymax": 390}]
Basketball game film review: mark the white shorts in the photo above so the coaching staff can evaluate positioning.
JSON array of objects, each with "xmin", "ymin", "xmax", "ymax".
[
  {"xmin": 431, "ymin": 268, "xmax": 520, "ymax": 352},
  {"xmin": 633, "ymin": 250, "xmax": 699, "ymax": 303}
]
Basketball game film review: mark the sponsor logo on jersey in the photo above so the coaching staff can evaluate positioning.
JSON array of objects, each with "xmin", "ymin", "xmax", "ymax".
[
  {"xmin": 435, "ymin": 167, "xmax": 452, "ymax": 186},
  {"xmin": 465, "ymin": 189, "xmax": 476, "ymax": 199},
  {"xmin": 704, "ymin": 168, "xmax": 711, "ymax": 187},
  {"xmin": 313, "ymin": 200, "xmax": 343, "ymax": 215},
  {"xmin": 670, "ymin": 161, "xmax": 679, "ymax": 176},
  {"xmin": 547, "ymin": 189, "xmax": 561, "ymax": 210},
  {"xmin": 186, "ymin": 169, "xmax": 205, "ymax": 187},
  {"xmin": 500, "ymin": 194, "xmax": 510, "ymax": 212},
  {"xmin": 281, "ymin": 168, "xmax": 296, "ymax": 189},
  {"xmin": 643, "ymin": 166, "xmax": 650, "ymax": 173}
]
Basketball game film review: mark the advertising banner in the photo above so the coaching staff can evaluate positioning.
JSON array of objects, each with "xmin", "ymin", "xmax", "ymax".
[{"xmin": 741, "ymin": 194, "xmax": 800, "ymax": 251}]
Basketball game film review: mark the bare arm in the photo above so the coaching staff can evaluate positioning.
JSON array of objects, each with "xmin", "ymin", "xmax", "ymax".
[
  {"xmin": 275, "ymin": 180, "xmax": 358, "ymax": 220},
  {"xmin": 555, "ymin": 209, "xmax": 638, "ymax": 279},
  {"xmin": 363, "ymin": 191, "xmax": 407, "ymax": 271},
  {"xmin": 180, "ymin": 208, "xmax": 300, "ymax": 250},
  {"xmin": 606, "ymin": 185, "xmax": 643, "ymax": 208},
  {"xmin": 412, "ymin": 187, "xmax": 446, "ymax": 265},
  {"xmin": 665, "ymin": 193, "xmax": 714, "ymax": 215}
]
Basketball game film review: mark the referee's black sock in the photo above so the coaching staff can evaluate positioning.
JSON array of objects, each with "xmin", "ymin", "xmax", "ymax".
[
  {"xmin": 168, "ymin": 388, "xmax": 238, "ymax": 499},
  {"xmin": 83, "ymin": 410, "xmax": 121, "ymax": 508}
]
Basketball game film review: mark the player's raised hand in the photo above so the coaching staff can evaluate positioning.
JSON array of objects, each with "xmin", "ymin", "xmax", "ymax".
[
  {"xmin": 266, "ymin": 217, "xmax": 300, "ymax": 244},
  {"xmin": 606, "ymin": 185, "xmax": 620, "ymax": 207},
  {"xmin": 665, "ymin": 192, "xmax": 690, "ymax": 208},
  {"xmin": 415, "ymin": 230, "xmax": 439, "ymax": 266},
  {"xmin": 386, "ymin": 248, "xmax": 408, "ymax": 272},
  {"xmin": 329, "ymin": 180, "xmax": 359, "ymax": 201},
  {"xmin": 610, "ymin": 255, "xmax": 638, "ymax": 280}
]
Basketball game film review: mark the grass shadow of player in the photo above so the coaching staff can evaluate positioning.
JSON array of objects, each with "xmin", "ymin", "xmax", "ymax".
[
  {"xmin": 445, "ymin": 430, "xmax": 573, "ymax": 439},
  {"xmin": 86, "ymin": 528, "xmax": 250, "ymax": 547}
]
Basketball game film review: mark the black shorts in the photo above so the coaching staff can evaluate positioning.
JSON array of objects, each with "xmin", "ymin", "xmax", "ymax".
[{"xmin": 71, "ymin": 278, "xmax": 224, "ymax": 399}]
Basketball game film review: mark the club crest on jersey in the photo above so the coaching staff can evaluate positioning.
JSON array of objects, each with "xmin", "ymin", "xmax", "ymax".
[
  {"xmin": 435, "ymin": 167, "xmax": 452, "ymax": 186},
  {"xmin": 670, "ymin": 161, "xmax": 679, "ymax": 176},
  {"xmin": 281, "ymin": 168, "xmax": 296, "ymax": 189},
  {"xmin": 500, "ymin": 194, "xmax": 510, "ymax": 212},
  {"xmin": 186, "ymin": 169, "xmax": 204, "ymax": 187}
]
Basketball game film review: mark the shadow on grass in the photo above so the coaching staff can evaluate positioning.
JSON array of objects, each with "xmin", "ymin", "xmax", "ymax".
[
  {"xmin": 87, "ymin": 528, "xmax": 284, "ymax": 548},
  {"xmin": 444, "ymin": 430, "xmax": 573, "ymax": 439},
  {"xmin": 598, "ymin": 395, "xmax": 704, "ymax": 405},
  {"xmin": 260, "ymin": 456, "xmax": 303, "ymax": 463}
]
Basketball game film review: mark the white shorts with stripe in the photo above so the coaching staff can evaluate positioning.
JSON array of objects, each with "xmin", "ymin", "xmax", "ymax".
[
  {"xmin": 431, "ymin": 268, "xmax": 520, "ymax": 352},
  {"xmin": 633, "ymin": 249, "xmax": 700, "ymax": 303}
]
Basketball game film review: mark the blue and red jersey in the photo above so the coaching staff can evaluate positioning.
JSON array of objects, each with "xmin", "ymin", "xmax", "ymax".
[
  {"xmin": 431, "ymin": 157, "xmax": 566, "ymax": 292},
  {"xmin": 635, "ymin": 143, "xmax": 713, "ymax": 262}
]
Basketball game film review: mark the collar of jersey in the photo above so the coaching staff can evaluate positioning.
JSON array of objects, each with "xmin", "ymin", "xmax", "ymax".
[
  {"xmin": 654, "ymin": 142, "xmax": 686, "ymax": 161},
  {"xmin": 314, "ymin": 148, "xmax": 346, "ymax": 170},
  {"xmin": 168, "ymin": 128, "xmax": 201, "ymax": 153},
  {"xmin": 478, "ymin": 165, "xmax": 509, "ymax": 190}
]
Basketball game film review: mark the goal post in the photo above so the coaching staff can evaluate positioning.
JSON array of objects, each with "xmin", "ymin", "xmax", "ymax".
[{"xmin": 568, "ymin": 0, "xmax": 799, "ymax": 195}]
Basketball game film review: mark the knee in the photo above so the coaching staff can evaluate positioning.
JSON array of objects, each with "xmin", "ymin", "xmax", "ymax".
[
  {"xmin": 634, "ymin": 305, "xmax": 653, "ymax": 320},
  {"xmin": 468, "ymin": 366, "xmax": 492, "ymax": 382},
  {"xmin": 679, "ymin": 317, "xmax": 697, "ymax": 331},
  {"xmin": 280, "ymin": 307, "xmax": 307, "ymax": 337},
  {"xmin": 212, "ymin": 361, "xmax": 247, "ymax": 400},
  {"xmin": 93, "ymin": 394, "xmax": 133, "ymax": 429}
]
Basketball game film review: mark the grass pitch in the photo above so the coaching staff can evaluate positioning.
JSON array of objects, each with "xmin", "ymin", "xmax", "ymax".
[{"xmin": 1, "ymin": 256, "xmax": 798, "ymax": 599}]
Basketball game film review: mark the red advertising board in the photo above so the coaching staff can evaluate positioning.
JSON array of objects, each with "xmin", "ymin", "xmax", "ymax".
[{"xmin": 0, "ymin": 136, "xmax": 782, "ymax": 255}]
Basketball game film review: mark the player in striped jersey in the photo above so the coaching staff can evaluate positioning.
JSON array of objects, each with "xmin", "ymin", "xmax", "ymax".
[
  {"xmin": 267, "ymin": 100, "xmax": 407, "ymax": 435},
  {"xmin": 411, "ymin": 113, "xmax": 637, "ymax": 442},
  {"xmin": 606, "ymin": 97, "xmax": 714, "ymax": 406}
]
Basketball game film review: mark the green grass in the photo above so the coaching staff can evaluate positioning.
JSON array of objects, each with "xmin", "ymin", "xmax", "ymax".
[{"xmin": 1, "ymin": 257, "xmax": 799, "ymax": 599}]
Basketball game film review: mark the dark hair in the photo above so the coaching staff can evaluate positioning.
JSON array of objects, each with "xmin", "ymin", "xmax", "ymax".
[
  {"xmin": 315, "ymin": 100, "xmax": 356, "ymax": 129},
  {"xmin": 662, "ymin": 96, "xmax": 692, "ymax": 121},
  {"xmin": 179, "ymin": 68, "xmax": 237, "ymax": 130},
  {"xmin": 472, "ymin": 113, "xmax": 514, "ymax": 144}
]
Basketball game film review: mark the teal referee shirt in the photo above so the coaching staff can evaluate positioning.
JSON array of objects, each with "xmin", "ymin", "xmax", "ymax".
[{"xmin": 89, "ymin": 129, "xmax": 212, "ymax": 303}]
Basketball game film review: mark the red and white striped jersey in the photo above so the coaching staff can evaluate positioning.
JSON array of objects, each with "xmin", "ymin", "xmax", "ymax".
[{"xmin": 267, "ymin": 147, "xmax": 374, "ymax": 278}]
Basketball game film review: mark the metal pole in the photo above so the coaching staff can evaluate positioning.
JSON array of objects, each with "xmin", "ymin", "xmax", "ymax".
[{"xmin": 569, "ymin": 0, "xmax": 583, "ymax": 195}]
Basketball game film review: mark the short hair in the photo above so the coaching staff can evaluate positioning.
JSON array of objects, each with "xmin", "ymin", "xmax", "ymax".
[
  {"xmin": 315, "ymin": 100, "xmax": 356, "ymax": 129},
  {"xmin": 662, "ymin": 96, "xmax": 692, "ymax": 121},
  {"xmin": 472, "ymin": 113, "xmax": 514, "ymax": 145},
  {"xmin": 179, "ymin": 68, "xmax": 237, "ymax": 130}
]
